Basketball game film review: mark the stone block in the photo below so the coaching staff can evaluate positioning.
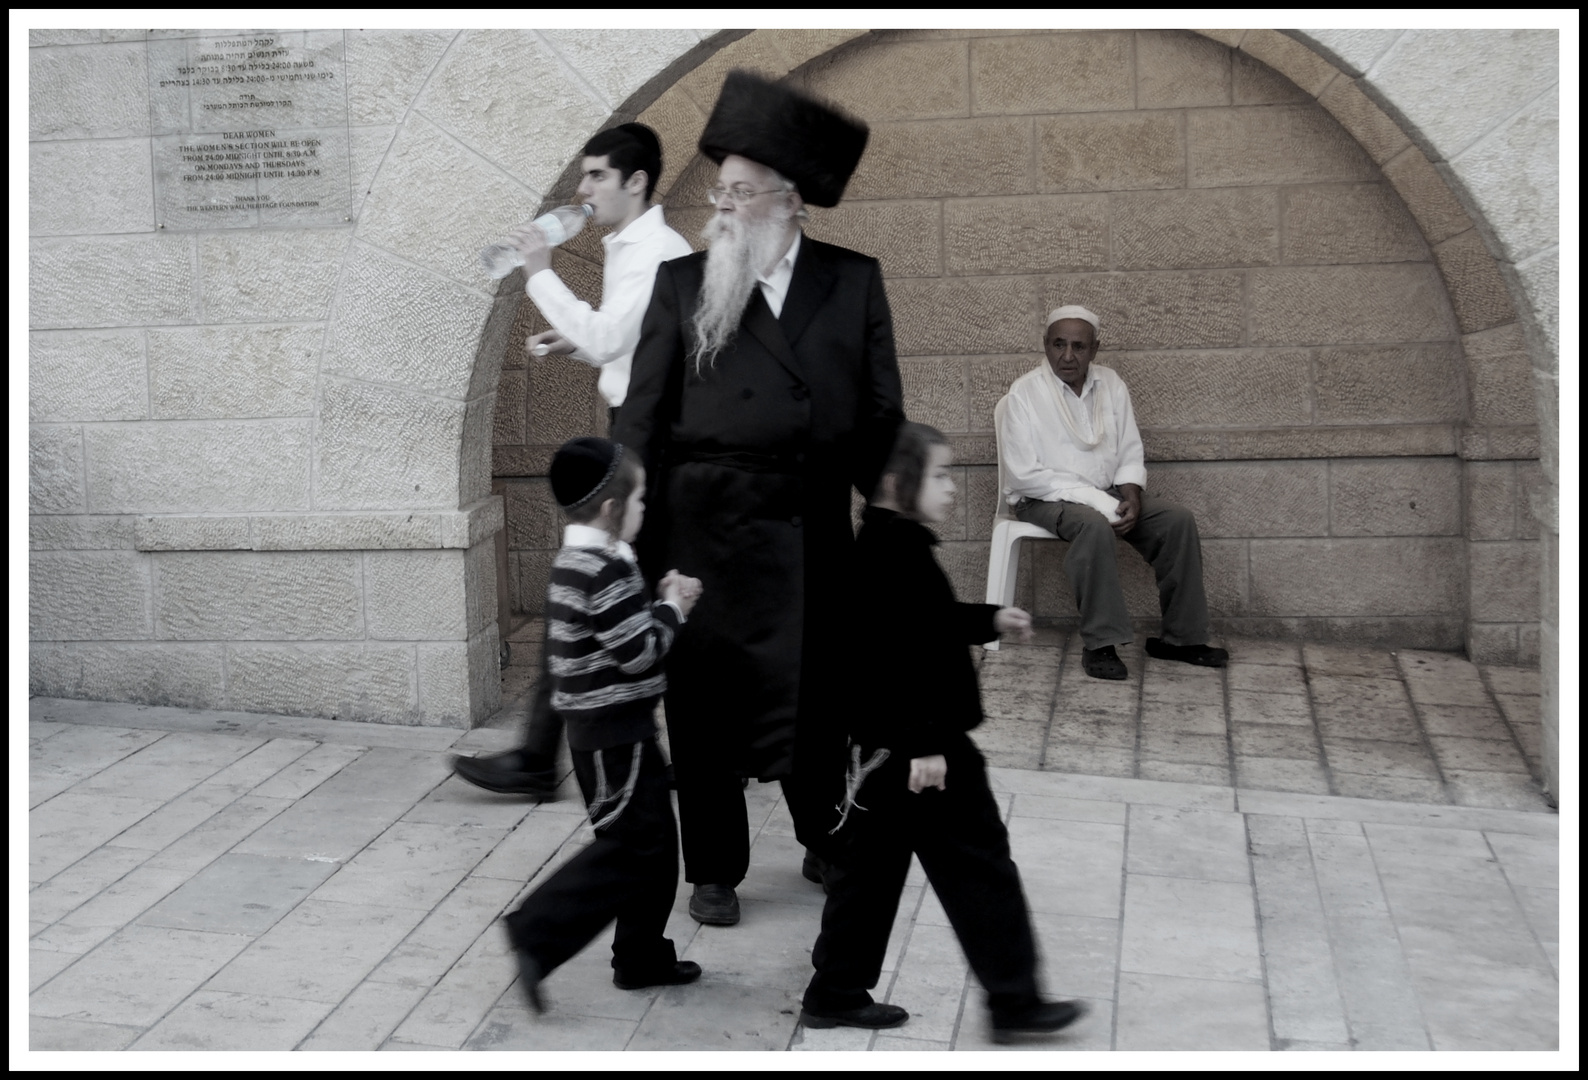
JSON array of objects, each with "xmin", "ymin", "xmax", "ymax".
[
  {"xmin": 936, "ymin": 540, "xmax": 992, "ymax": 608},
  {"xmin": 314, "ymin": 379, "xmax": 466, "ymax": 511},
  {"xmin": 30, "ymin": 235, "xmax": 196, "ymax": 328},
  {"xmin": 29, "ymin": 138, "xmax": 153, "ymax": 235},
  {"xmin": 417, "ymin": 30, "xmax": 610, "ymax": 199},
  {"xmin": 888, "ymin": 276, "xmax": 1039, "ymax": 356},
  {"xmin": 134, "ymin": 516, "xmax": 252, "ymax": 551},
  {"xmin": 30, "ymin": 425, "xmax": 86, "ymax": 514},
  {"xmin": 1042, "ymin": 272, "xmax": 1245, "ymax": 350},
  {"xmin": 1112, "ymin": 188, "xmax": 1279, "ymax": 271},
  {"xmin": 417, "ymin": 630, "xmax": 501, "ymax": 727},
  {"xmin": 29, "ymin": 551, "xmax": 150, "ymax": 641},
  {"xmin": 967, "ymin": 355, "xmax": 1043, "ymax": 431},
  {"xmin": 1037, "ymin": 112, "xmax": 1185, "ymax": 193},
  {"xmin": 1315, "ymin": 77, "xmax": 1412, "ymax": 165},
  {"xmin": 964, "ymin": 466, "xmax": 1001, "ymax": 541},
  {"xmin": 944, "ymin": 195, "xmax": 1108, "ymax": 276},
  {"xmin": 899, "ymin": 358, "xmax": 968, "ymax": 433},
  {"xmin": 504, "ymin": 479, "xmax": 561, "ymax": 551},
  {"xmin": 30, "ymin": 515, "xmax": 137, "ymax": 551},
  {"xmin": 971, "ymin": 33, "xmax": 1135, "ymax": 114},
  {"xmin": 154, "ymin": 552, "xmax": 363, "ymax": 640},
  {"xmin": 1466, "ymin": 625, "xmax": 1520, "ymax": 668},
  {"xmin": 84, "ymin": 421, "xmax": 311, "ymax": 513},
  {"xmin": 354, "ymin": 114, "xmax": 544, "ymax": 290},
  {"xmin": 1329, "ymin": 458, "xmax": 1461, "ymax": 537},
  {"xmin": 546, "ymin": 28, "xmax": 701, "ymax": 111},
  {"xmin": 1469, "ymin": 541, "xmax": 1541, "ymax": 623},
  {"xmin": 1248, "ymin": 265, "xmax": 1454, "ymax": 346},
  {"xmin": 1232, "ymin": 50, "xmax": 1312, "ymax": 105},
  {"xmin": 29, "ymin": 642, "xmax": 225, "ymax": 709},
  {"xmin": 253, "ymin": 514, "xmax": 440, "ymax": 551},
  {"xmin": 1296, "ymin": 30, "xmax": 1405, "ymax": 77},
  {"xmin": 345, "ymin": 29, "xmax": 455, "ymax": 126},
  {"xmin": 847, "ymin": 117, "xmax": 1033, "ymax": 200},
  {"xmin": 803, "ymin": 200, "xmax": 942, "ymax": 278},
  {"xmin": 29, "ymin": 42, "xmax": 148, "ymax": 139},
  {"xmin": 526, "ymin": 352, "xmax": 602, "ymax": 447},
  {"xmin": 366, "ymin": 550, "xmax": 468, "ymax": 641},
  {"xmin": 444, "ymin": 497, "xmax": 508, "ymax": 552},
  {"xmin": 517, "ymin": 548, "xmax": 554, "ymax": 616},
  {"xmin": 1463, "ymin": 325, "xmax": 1536, "ymax": 431},
  {"xmin": 493, "ymin": 368, "xmax": 527, "ymax": 447},
  {"xmin": 1282, "ymin": 183, "xmax": 1426, "ymax": 265},
  {"xmin": 1188, "ymin": 105, "xmax": 1377, "ymax": 187},
  {"xmin": 1248, "ymin": 538, "xmax": 1464, "ymax": 617},
  {"xmin": 801, "ymin": 37, "xmax": 969, "ymax": 121},
  {"xmin": 1369, "ymin": 30, "xmax": 1558, "ymax": 158},
  {"xmin": 147, "ymin": 325, "xmax": 320, "ymax": 420},
  {"xmin": 638, "ymin": 90, "xmax": 708, "ymax": 203},
  {"xmin": 1313, "ymin": 343, "xmax": 1462, "ymax": 424},
  {"xmin": 1456, "ymin": 91, "xmax": 1558, "ymax": 264},
  {"xmin": 1147, "ymin": 461, "xmax": 1327, "ymax": 538},
  {"xmin": 1433, "ymin": 229, "xmax": 1516, "ymax": 335},
  {"xmin": 1516, "ymin": 461, "xmax": 1543, "ymax": 541},
  {"xmin": 1382, "ymin": 147, "xmax": 1473, "ymax": 246},
  {"xmin": 349, "ymin": 125, "xmax": 396, "ymax": 216},
  {"xmin": 1135, "ymin": 30, "xmax": 1231, "ymax": 109},
  {"xmin": 226, "ymin": 645, "xmax": 417, "ymax": 722},
  {"xmin": 1464, "ymin": 463, "xmax": 1517, "ymax": 542},
  {"xmin": 463, "ymin": 536, "xmax": 498, "ymax": 636},
  {"xmin": 1240, "ymin": 30, "xmax": 1340, "ymax": 97},
  {"xmin": 29, "ymin": 331, "xmax": 148, "ymax": 423},
  {"xmin": 1106, "ymin": 350, "xmax": 1312, "ymax": 427},
  {"xmin": 198, "ymin": 229, "xmax": 350, "ymax": 323},
  {"xmin": 325, "ymin": 242, "xmax": 494, "ymax": 400}
]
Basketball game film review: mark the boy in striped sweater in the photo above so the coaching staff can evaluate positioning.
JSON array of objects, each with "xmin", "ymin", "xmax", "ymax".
[{"xmin": 503, "ymin": 437, "xmax": 703, "ymax": 1011}]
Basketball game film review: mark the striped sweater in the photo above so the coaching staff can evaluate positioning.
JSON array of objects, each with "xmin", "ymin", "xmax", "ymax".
[{"xmin": 546, "ymin": 532, "xmax": 683, "ymax": 751}]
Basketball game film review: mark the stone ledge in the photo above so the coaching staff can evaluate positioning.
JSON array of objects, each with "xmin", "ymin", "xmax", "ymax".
[
  {"xmin": 943, "ymin": 425, "xmax": 1478, "ymax": 467},
  {"xmin": 125, "ymin": 498, "xmax": 504, "ymax": 552},
  {"xmin": 1459, "ymin": 426, "xmax": 1542, "ymax": 462}
]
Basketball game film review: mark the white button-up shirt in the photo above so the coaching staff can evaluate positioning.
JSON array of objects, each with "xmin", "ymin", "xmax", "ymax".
[
  {"xmin": 756, "ymin": 230, "xmax": 801, "ymax": 317},
  {"xmin": 998, "ymin": 362, "xmax": 1148, "ymax": 518},
  {"xmin": 527, "ymin": 205, "xmax": 693, "ymax": 408}
]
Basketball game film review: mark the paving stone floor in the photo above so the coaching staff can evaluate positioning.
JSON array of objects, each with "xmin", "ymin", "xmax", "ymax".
[{"xmin": 26, "ymin": 634, "xmax": 1559, "ymax": 1054}]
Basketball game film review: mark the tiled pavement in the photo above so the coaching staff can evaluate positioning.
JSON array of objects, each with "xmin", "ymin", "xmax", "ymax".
[{"xmin": 25, "ymin": 634, "xmax": 1559, "ymax": 1054}]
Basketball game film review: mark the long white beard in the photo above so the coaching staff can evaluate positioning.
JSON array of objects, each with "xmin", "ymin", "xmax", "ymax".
[{"xmin": 691, "ymin": 210, "xmax": 795, "ymax": 373}]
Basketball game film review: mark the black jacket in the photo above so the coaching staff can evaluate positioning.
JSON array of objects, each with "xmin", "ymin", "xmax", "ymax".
[
  {"xmin": 614, "ymin": 236, "xmax": 904, "ymax": 781},
  {"xmin": 850, "ymin": 506, "xmax": 1000, "ymax": 760}
]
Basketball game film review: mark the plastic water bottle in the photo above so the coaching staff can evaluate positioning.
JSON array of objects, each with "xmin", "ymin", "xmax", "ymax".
[{"xmin": 479, "ymin": 204, "xmax": 593, "ymax": 279}]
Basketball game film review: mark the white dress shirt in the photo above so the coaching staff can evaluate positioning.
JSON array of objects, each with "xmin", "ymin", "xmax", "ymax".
[
  {"xmin": 756, "ymin": 230, "xmax": 801, "ymax": 318},
  {"xmin": 527, "ymin": 204, "xmax": 693, "ymax": 408},
  {"xmin": 998, "ymin": 362, "xmax": 1148, "ymax": 518}
]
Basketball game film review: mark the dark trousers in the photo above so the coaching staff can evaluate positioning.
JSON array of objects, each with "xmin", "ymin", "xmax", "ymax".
[
  {"xmin": 504, "ymin": 737, "xmax": 679, "ymax": 975},
  {"xmin": 1014, "ymin": 490, "xmax": 1211, "ymax": 651},
  {"xmin": 517, "ymin": 643, "xmax": 563, "ymax": 762},
  {"xmin": 803, "ymin": 734, "xmax": 1041, "ymax": 1018}
]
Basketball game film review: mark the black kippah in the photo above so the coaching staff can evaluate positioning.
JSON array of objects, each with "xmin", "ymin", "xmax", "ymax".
[{"xmin": 549, "ymin": 437, "xmax": 624, "ymax": 511}]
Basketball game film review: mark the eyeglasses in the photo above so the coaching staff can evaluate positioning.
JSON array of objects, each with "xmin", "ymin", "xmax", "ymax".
[{"xmin": 705, "ymin": 185, "xmax": 787, "ymax": 206}]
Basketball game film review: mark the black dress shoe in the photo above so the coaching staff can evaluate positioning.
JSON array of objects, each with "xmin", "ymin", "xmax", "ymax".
[
  {"xmin": 801, "ymin": 852, "xmax": 829, "ymax": 889},
  {"xmin": 1082, "ymin": 645, "xmax": 1129, "ymax": 680},
  {"xmin": 688, "ymin": 884, "xmax": 740, "ymax": 926},
  {"xmin": 990, "ymin": 999, "xmax": 1086, "ymax": 1043},
  {"xmin": 800, "ymin": 1002, "xmax": 909, "ymax": 1030},
  {"xmin": 452, "ymin": 750, "xmax": 560, "ymax": 798},
  {"xmin": 612, "ymin": 960, "xmax": 702, "ymax": 991},
  {"xmin": 1145, "ymin": 638, "xmax": 1229, "ymax": 668}
]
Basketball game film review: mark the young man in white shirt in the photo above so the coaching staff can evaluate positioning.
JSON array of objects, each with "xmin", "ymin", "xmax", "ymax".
[
  {"xmin": 514, "ymin": 123, "xmax": 694, "ymax": 429},
  {"xmin": 453, "ymin": 124, "xmax": 691, "ymax": 798},
  {"xmin": 998, "ymin": 305, "xmax": 1229, "ymax": 681}
]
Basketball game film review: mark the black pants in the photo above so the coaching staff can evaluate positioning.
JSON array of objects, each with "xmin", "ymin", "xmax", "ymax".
[
  {"xmin": 504, "ymin": 737, "xmax": 679, "ymax": 975},
  {"xmin": 519, "ymin": 643, "xmax": 562, "ymax": 762},
  {"xmin": 803, "ymin": 734, "xmax": 1041, "ymax": 1018}
]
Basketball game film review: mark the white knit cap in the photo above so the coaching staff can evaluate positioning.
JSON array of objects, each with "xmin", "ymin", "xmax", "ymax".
[{"xmin": 1046, "ymin": 305, "xmax": 1100, "ymax": 333}]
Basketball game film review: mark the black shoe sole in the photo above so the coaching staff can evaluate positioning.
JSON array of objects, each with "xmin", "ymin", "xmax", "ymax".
[
  {"xmin": 687, "ymin": 906, "xmax": 740, "ymax": 927},
  {"xmin": 990, "ymin": 1002, "xmax": 1086, "ymax": 1042},
  {"xmin": 800, "ymin": 1008, "xmax": 909, "ymax": 1030},
  {"xmin": 613, "ymin": 963, "xmax": 703, "ymax": 991}
]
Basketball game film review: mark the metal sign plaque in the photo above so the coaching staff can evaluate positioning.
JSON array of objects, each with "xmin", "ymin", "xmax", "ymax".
[{"xmin": 148, "ymin": 30, "xmax": 353, "ymax": 229}]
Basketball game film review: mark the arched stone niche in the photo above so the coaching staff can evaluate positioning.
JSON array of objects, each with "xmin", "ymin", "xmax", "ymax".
[{"xmin": 28, "ymin": 28, "xmax": 1559, "ymax": 802}]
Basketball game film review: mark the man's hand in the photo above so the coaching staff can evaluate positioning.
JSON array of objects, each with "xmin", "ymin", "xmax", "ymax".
[
  {"xmin": 506, "ymin": 223, "xmax": 553, "ymax": 278},
  {"xmin": 659, "ymin": 569, "xmax": 703, "ymax": 618},
  {"xmin": 995, "ymin": 607, "xmax": 1034, "ymax": 643},
  {"xmin": 527, "ymin": 330, "xmax": 574, "ymax": 357},
  {"xmin": 1113, "ymin": 484, "xmax": 1142, "ymax": 536},
  {"xmin": 908, "ymin": 755, "xmax": 947, "ymax": 793}
]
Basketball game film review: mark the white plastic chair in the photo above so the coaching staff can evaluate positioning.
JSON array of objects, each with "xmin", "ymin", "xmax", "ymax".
[{"xmin": 984, "ymin": 395, "xmax": 1062, "ymax": 650}]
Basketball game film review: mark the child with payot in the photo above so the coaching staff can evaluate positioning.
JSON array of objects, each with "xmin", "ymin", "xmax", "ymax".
[
  {"xmin": 493, "ymin": 437, "xmax": 704, "ymax": 1012},
  {"xmin": 797, "ymin": 422, "xmax": 1087, "ymax": 1044}
]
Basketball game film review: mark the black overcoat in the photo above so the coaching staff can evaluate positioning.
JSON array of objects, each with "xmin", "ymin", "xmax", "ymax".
[{"xmin": 613, "ymin": 236, "xmax": 904, "ymax": 785}]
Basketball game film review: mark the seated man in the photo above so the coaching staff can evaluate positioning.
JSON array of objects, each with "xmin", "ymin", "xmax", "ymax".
[{"xmin": 998, "ymin": 305, "xmax": 1228, "ymax": 680}]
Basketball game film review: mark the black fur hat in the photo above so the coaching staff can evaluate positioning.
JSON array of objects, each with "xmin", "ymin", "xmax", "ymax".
[{"xmin": 697, "ymin": 70, "xmax": 869, "ymax": 208}]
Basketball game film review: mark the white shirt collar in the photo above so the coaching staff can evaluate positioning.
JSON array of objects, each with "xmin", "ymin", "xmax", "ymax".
[
  {"xmin": 563, "ymin": 523, "xmax": 637, "ymax": 563},
  {"xmin": 758, "ymin": 229, "xmax": 801, "ymax": 285},
  {"xmin": 602, "ymin": 203, "xmax": 665, "ymax": 249}
]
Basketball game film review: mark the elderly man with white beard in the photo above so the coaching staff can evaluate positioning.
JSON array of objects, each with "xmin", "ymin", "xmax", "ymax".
[{"xmin": 614, "ymin": 71, "xmax": 904, "ymax": 929}]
